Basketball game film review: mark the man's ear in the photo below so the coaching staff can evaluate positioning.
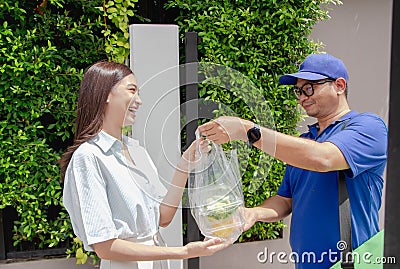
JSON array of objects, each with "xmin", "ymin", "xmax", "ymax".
[{"xmin": 335, "ymin": 77, "xmax": 347, "ymax": 95}]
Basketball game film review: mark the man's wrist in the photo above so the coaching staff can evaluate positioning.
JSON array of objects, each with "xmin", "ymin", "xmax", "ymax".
[
  {"xmin": 239, "ymin": 119, "xmax": 254, "ymax": 141},
  {"xmin": 246, "ymin": 122, "xmax": 261, "ymax": 146}
]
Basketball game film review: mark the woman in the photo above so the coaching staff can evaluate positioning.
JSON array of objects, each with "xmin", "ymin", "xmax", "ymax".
[{"xmin": 60, "ymin": 61, "xmax": 228, "ymax": 269}]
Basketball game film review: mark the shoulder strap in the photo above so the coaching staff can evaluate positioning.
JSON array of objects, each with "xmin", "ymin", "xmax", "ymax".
[
  {"xmin": 338, "ymin": 171, "xmax": 354, "ymax": 268},
  {"xmin": 337, "ymin": 113, "xmax": 357, "ymax": 268}
]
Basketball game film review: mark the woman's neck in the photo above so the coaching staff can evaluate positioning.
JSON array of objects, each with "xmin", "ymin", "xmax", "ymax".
[{"xmin": 102, "ymin": 123, "xmax": 122, "ymax": 141}]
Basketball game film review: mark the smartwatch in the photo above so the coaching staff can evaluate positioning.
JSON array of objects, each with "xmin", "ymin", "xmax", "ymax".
[{"xmin": 247, "ymin": 124, "xmax": 261, "ymax": 146}]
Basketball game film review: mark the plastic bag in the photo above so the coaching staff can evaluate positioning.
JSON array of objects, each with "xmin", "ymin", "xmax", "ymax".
[{"xmin": 188, "ymin": 131, "xmax": 245, "ymax": 242}]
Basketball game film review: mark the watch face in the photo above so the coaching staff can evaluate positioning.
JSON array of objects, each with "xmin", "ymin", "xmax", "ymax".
[{"xmin": 247, "ymin": 126, "xmax": 261, "ymax": 144}]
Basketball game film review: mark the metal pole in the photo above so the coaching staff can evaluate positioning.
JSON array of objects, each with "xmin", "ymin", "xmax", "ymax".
[
  {"xmin": 0, "ymin": 210, "xmax": 6, "ymax": 259},
  {"xmin": 384, "ymin": 0, "xmax": 400, "ymax": 267},
  {"xmin": 183, "ymin": 31, "xmax": 201, "ymax": 269}
]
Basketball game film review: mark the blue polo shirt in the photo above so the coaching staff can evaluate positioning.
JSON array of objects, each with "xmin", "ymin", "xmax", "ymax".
[{"xmin": 277, "ymin": 110, "xmax": 387, "ymax": 268}]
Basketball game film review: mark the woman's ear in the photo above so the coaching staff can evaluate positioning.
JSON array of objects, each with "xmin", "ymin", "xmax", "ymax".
[{"xmin": 335, "ymin": 77, "xmax": 347, "ymax": 95}]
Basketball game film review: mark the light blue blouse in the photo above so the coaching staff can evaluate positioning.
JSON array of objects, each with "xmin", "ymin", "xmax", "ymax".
[{"xmin": 63, "ymin": 130, "xmax": 167, "ymax": 251}]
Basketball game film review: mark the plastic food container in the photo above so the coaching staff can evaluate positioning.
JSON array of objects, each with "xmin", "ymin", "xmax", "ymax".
[
  {"xmin": 191, "ymin": 183, "xmax": 244, "ymax": 242},
  {"xmin": 198, "ymin": 197, "xmax": 244, "ymax": 241}
]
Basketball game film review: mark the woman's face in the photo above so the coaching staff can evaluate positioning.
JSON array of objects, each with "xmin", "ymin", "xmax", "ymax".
[{"xmin": 104, "ymin": 74, "xmax": 142, "ymax": 129}]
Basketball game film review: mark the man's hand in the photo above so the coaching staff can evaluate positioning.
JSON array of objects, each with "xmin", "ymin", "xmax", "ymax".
[
  {"xmin": 240, "ymin": 196, "xmax": 293, "ymax": 231},
  {"xmin": 240, "ymin": 207, "xmax": 260, "ymax": 232},
  {"xmin": 198, "ymin": 116, "xmax": 251, "ymax": 144}
]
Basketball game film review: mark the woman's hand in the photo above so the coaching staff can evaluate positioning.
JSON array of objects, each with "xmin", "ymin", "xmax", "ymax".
[
  {"xmin": 178, "ymin": 138, "xmax": 211, "ymax": 173},
  {"xmin": 183, "ymin": 237, "xmax": 231, "ymax": 259}
]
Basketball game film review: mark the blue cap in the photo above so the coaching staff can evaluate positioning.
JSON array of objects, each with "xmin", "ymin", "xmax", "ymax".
[{"xmin": 279, "ymin": 53, "xmax": 348, "ymax": 85}]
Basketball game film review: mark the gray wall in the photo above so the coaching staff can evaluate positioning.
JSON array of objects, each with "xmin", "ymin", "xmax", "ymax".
[
  {"xmin": 311, "ymin": 0, "xmax": 392, "ymax": 120},
  {"xmin": 0, "ymin": 258, "xmax": 95, "ymax": 269}
]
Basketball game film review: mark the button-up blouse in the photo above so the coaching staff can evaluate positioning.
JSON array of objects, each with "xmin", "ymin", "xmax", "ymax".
[{"xmin": 63, "ymin": 130, "xmax": 167, "ymax": 251}]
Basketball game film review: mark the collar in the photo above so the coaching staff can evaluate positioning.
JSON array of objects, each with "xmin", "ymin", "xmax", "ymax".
[
  {"xmin": 92, "ymin": 130, "xmax": 140, "ymax": 153},
  {"xmin": 307, "ymin": 110, "xmax": 358, "ymax": 132},
  {"xmin": 92, "ymin": 130, "xmax": 118, "ymax": 153},
  {"xmin": 335, "ymin": 110, "xmax": 358, "ymax": 123}
]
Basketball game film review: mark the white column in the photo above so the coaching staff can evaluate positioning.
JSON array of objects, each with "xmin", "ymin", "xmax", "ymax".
[{"xmin": 129, "ymin": 24, "xmax": 182, "ymax": 269}]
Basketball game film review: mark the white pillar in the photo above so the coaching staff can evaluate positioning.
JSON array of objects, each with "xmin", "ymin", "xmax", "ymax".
[{"xmin": 129, "ymin": 24, "xmax": 182, "ymax": 269}]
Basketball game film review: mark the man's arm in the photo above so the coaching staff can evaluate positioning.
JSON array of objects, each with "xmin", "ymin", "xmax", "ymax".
[
  {"xmin": 198, "ymin": 116, "xmax": 349, "ymax": 172},
  {"xmin": 256, "ymin": 124, "xmax": 349, "ymax": 172},
  {"xmin": 242, "ymin": 195, "xmax": 292, "ymax": 231}
]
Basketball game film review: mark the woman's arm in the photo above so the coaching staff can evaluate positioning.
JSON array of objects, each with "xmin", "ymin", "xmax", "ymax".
[
  {"xmin": 92, "ymin": 237, "xmax": 227, "ymax": 261},
  {"xmin": 158, "ymin": 159, "xmax": 189, "ymax": 227},
  {"xmin": 159, "ymin": 139, "xmax": 210, "ymax": 227}
]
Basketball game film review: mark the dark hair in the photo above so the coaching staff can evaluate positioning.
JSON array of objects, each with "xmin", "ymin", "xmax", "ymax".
[{"xmin": 59, "ymin": 61, "xmax": 133, "ymax": 180}]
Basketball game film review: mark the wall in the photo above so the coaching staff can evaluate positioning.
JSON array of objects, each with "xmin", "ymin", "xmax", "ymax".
[
  {"xmin": 0, "ymin": 258, "xmax": 95, "ymax": 269},
  {"xmin": 310, "ymin": 0, "xmax": 392, "ymax": 120}
]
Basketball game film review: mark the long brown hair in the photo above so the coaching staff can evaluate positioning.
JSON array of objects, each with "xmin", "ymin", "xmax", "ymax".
[{"xmin": 59, "ymin": 61, "xmax": 133, "ymax": 180}]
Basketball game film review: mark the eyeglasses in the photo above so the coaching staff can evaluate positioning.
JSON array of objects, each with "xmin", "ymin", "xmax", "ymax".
[{"xmin": 293, "ymin": 79, "xmax": 335, "ymax": 99}]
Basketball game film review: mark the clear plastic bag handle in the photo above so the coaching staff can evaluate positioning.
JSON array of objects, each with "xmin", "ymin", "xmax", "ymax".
[{"xmin": 195, "ymin": 128, "xmax": 222, "ymax": 156}]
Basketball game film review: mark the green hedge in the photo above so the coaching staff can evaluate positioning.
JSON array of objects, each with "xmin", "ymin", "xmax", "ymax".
[
  {"xmin": 0, "ymin": 0, "xmax": 100, "ymax": 250},
  {"xmin": 0, "ymin": 0, "xmax": 134, "ymax": 261},
  {"xmin": 168, "ymin": 0, "xmax": 340, "ymax": 242}
]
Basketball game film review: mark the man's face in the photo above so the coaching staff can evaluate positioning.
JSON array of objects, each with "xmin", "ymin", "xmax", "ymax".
[{"xmin": 295, "ymin": 78, "xmax": 338, "ymax": 118}]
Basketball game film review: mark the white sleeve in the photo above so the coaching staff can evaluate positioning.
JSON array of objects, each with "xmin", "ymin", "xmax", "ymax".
[{"xmin": 62, "ymin": 149, "xmax": 118, "ymax": 251}]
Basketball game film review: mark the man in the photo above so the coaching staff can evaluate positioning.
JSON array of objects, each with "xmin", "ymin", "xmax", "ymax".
[{"xmin": 198, "ymin": 53, "xmax": 388, "ymax": 268}]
